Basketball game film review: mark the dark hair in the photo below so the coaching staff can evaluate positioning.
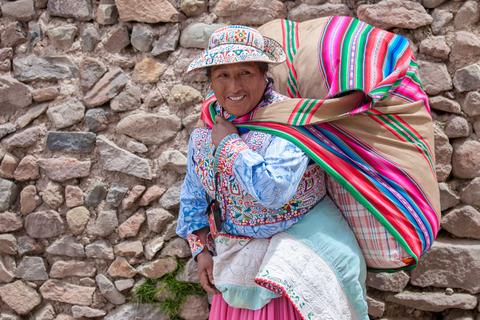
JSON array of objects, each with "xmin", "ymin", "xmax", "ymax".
[{"xmin": 206, "ymin": 62, "xmax": 269, "ymax": 78}]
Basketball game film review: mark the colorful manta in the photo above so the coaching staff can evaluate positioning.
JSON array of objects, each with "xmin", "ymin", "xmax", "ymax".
[{"xmin": 201, "ymin": 16, "xmax": 440, "ymax": 271}]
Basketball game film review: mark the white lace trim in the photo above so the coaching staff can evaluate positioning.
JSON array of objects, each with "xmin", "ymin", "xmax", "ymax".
[{"xmin": 256, "ymin": 233, "xmax": 356, "ymax": 320}]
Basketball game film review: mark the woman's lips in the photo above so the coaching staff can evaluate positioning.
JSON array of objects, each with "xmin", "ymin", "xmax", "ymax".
[{"xmin": 227, "ymin": 95, "xmax": 246, "ymax": 102}]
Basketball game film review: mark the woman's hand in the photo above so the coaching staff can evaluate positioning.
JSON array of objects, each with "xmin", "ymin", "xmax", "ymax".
[
  {"xmin": 212, "ymin": 116, "xmax": 238, "ymax": 147},
  {"xmin": 196, "ymin": 250, "xmax": 219, "ymax": 294}
]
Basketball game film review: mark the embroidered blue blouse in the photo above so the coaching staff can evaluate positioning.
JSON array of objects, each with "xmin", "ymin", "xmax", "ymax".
[
  {"xmin": 176, "ymin": 81, "xmax": 314, "ymax": 257},
  {"xmin": 176, "ymin": 132, "xmax": 310, "ymax": 239}
]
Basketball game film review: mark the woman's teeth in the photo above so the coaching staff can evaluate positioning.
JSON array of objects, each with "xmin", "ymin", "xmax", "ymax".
[{"xmin": 228, "ymin": 95, "xmax": 245, "ymax": 101}]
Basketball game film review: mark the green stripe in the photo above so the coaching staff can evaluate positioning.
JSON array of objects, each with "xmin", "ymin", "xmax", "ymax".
[
  {"xmin": 354, "ymin": 24, "xmax": 372, "ymax": 90},
  {"xmin": 406, "ymin": 69, "xmax": 422, "ymax": 87},
  {"xmin": 237, "ymin": 124, "xmax": 418, "ymax": 271},
  {"xmin": 376, "ymin": 114, "xmax": 434, "ymax": 168},
  {"xmin": 293, "ymin": 99, "xmax": 311, "ymax": 125},
  {"xmin": 369, "ymin": 85, "xmax": 390, "ymax": 100},
  {"xmin": 292, "ymin": 99, "xmax": 311, "ymax": 125},
  {"xmin": 288, "ymin": 68, "xmax": 299, "ymax": 89},
  {"xmin": 407, "ymin": 71, "xmax": 422, "ymax": 87},
  {"xmin": 285, "ymin": 21, "xmax": 299, "ymax": 96},
  {"xmin": 291, "ymin": 76, "xmax": 300, "ymax": 94},
  {"xmin": 290, "ymin": 20, "xmax": 297, "ymax": 55},
  {"xmin": 340, "ymin": 19, "xmax": 357, "ymax": 92},
  {"xmin": 287, "ymin": 76, "xmax": 297, "ymax": 96},
  {"xmin": 285, "ymin": 21, "xmax": 294, "ymax": 62},
  {"xmin": 376, "ymin": 114, "xmax": 414, "ymax": 143},
  {"xmin": 391, "ymin": 78, "xmax": 403, "ymax": 91},
  {"xmin": 384, "ymin": 114, "xmax": 434, "ymax": 166},
  {"xmin": 287, "ymin": 74, "xmax": 300, "ymax": 97},
  {"xmin": 381, "ymin": 113, "xmax": 430, "ymax": 156},
  {"xmin": 285, "ymin": 20, "xmax": 298, "ymax": 96},
  {"xmin": 209, "ymin": 102, "xmax": 216, "ymax": 123},
  {"xmin": 288, "ymin": 69, "xmax": 300, "ymax": 93},
  {"xmin": 298, "ymin": 100, "xmax": 318, "ymax": 125},
  {"xmin": 407, "ymin": 61, "xmax": 425, "ymax": 89}
]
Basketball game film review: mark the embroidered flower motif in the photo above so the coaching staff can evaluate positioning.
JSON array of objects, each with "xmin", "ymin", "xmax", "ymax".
[{"xmin": 187, "ymin": 25, "xmax": 286, "ymax": 73}]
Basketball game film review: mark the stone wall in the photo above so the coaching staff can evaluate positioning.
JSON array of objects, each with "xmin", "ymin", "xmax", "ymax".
[{"xmin": 0, "ymin": 0, "xmax": 479, "ymax": 319}]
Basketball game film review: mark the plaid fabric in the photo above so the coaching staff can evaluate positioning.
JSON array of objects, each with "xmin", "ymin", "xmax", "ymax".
[{"xmin": 326, "ymin": 175, "xmax": 411, "ymax": 269}]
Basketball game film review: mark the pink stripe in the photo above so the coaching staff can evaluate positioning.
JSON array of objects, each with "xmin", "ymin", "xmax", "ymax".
[
  {"xmin": 251, "ymin": 121, "xmax": 424, "ymax": 256},
  {"xmin": 394, "ymin": 79, "xmax": 419, "ymax": 102},
  {"xmin": 396, "ymin": 77, "xmax": 431, "ymax": 112},
  {"xmin": 286, "ymin": 86, "xmax": 295, "ymax": 98},
  {"xmin": 312, "ymin": 123, "xmax": 431, "ymax": 250},
  {"xmin": 375, "ymin": 31, "xmax": 394, "ymax": 87},
  {"xmin": 366, "ymin": 28, "xmax": 383, "ymax": 91},
  {"xmin": 321, "ymin": 16, "xmax": 350, "ymax": 95},
  {"xmin": 200, "ymin": 95, "xmax": 217, "ymax": 126},
  {"xmin": 209, "ymin": 294, "xmax": 303, "ymax": 320},
  {"xmin": 322, "ymin": 124, "xmax": 439, "ymax": 235}
]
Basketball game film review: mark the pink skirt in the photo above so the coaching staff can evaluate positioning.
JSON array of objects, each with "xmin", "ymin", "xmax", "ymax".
[{"xmin": 209, "ymin": 294, "xmax": 303, "ymax": 320}]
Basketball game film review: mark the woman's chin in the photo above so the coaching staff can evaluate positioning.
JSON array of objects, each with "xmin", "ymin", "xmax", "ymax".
[
  {"xmin": 224, "ymin": 103, "xmax": 255, "ymax": 117},
  {"xmin": 227, "ymin": 110, "xmax": 245, "ymax": 117}
]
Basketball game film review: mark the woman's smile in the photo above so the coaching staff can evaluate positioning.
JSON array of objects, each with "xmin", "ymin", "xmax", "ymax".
[
  {"xmin": 228, "ymin": 95, "xmax": 246, "ymax": 102},
  {"xmin": 210, "ymin": 62, "xmax": 267, "ymax": 117}
]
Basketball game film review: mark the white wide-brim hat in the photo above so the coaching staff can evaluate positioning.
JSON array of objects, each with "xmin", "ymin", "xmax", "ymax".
[{"xmin": 187, "ymin": 25, "xmax": 287, "ymax": 73}]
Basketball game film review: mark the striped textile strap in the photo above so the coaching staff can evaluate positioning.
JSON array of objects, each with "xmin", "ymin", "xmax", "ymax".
[{"xmin": 282, "ymin": 19, "xmax": 301, "ymax": 98}]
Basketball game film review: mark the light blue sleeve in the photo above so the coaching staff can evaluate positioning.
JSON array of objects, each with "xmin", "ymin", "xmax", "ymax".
[
  {"xmin": 176, "ymin": 136, "xmax": 209, "ymax": 239},
  {"xmin": 232, "ymin": 135, "xmax": 309, "ymax": 209}
]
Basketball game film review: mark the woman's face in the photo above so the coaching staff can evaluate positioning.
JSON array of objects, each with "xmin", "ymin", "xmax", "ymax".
[{"xmin": 210, "ymin": 62, "xmax": 267, "ymax": 117}]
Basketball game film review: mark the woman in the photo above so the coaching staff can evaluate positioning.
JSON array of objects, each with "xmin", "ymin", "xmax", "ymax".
[{"xmin": 177, "ymin": 25, "xmax": 369, "ymax": 319}]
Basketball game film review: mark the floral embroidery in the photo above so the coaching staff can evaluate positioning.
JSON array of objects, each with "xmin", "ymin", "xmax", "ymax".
[
  {"xmin": 216, "ymin": 137, "xmax": 249, "ymax": 176},
  {"xmin": 187, "ymin": 232, "xmax": 216, "ymax": 258},
  {"xmin": 191, "ymin": 128, "xmax": 217, "ymax": 197},
  {"xmin": 192, "ymin": 128, "xmax": 326, "ymax": 228},
  {"xmin": 224, "ymin": 165, "xmax": 325, "ymax": 226},
  {"xmin": 243, "ymin": 131, "xmax": 269, "ymax": 152},
  {"xmin": 190, "ymin": 87, "xmax": 326, "ymax": 232},
  {"xmin": 187, "ymin": 233, "xmax": 205, "ymax": 259},
  {"xmin": 187, "ymin": 25, "xmax": 286, "ymax": 72}
]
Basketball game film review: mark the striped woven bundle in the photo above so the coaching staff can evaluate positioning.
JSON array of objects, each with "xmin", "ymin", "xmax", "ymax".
[{"xmin": 201, "ymin": 16, "xmax": 440, "ymax": 271}]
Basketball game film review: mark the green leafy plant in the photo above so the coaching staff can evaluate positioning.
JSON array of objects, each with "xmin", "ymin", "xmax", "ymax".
[
  {"xmin": 133, "ymin": 260, "xmax": 205, "ymax": 319},
  {"xmin": 134, "ymin": 278, "xmax": 158, "ymax": 304}
]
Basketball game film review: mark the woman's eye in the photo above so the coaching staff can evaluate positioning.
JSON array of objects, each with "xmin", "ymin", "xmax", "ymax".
[{"xmin": 216, "ymin": 73, "xmax": 227, "ymax": 79}]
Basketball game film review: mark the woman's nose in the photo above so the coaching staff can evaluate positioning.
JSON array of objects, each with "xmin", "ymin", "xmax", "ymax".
[{"xmin": 226, "ymin": 76, "xmax": 242, "ymax": 93}]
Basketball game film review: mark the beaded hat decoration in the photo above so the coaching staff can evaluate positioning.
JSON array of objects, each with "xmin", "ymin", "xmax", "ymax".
[{"xmin": 187, "ymin": 25, "xmax": 287, "ymax": 73}]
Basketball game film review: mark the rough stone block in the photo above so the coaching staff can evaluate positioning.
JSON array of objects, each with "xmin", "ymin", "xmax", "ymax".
[{"xmin": 411, "ymin": 238, "xmax": 480, "ymax": 293}]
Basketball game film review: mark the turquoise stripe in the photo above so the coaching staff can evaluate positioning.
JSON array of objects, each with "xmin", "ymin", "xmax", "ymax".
[
  {"xmin": 238, "ymin": 123, "xmax": 419, "ymax": 271},
  {"xmin": 383, "ymin": 35, "xmax": 408, "ymax": 79},
  {"xmin": 317, "ymin": 126, "xmax": 432, "ymax": 249},
  {"xmin": 298, "ymin": 127, "xmax": 428, "ymax": 251}
]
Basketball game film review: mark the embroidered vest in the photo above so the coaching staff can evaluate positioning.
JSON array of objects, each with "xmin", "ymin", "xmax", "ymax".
[{"xmin": 191, "ymin": 128, "xmax": 326, "ymax": 229}]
